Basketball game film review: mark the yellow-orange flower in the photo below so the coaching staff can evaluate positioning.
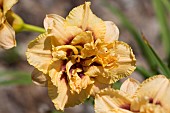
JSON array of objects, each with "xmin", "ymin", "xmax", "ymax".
[
  {"xmin": 0, "ymin": 0, "xmax": 18, "ymax": 49},
  {"xmin": 26, "ymin": 2, "xmax": 136, "ymax": 110},
  {"xmin": 95, "ymin": 75, "xmax": 170, "ymax": 113}
]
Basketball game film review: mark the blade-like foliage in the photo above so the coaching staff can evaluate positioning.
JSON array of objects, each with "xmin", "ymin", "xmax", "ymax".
[
  {"xmin": 142, "ymin": 34, "xmax": 170, "ymax": 78},
  {"xmin": 162, "ymin": 0, "xmax": 170, "ymax": 13},
  {"xmin": 0, "ymin": 70, "xmax": 32, "ymax": 85},
  {"xmin": 152, "ymin": 0, "xmax": 170, "ymax": 66},
  {"xmin": 136, "ymin": 66, "xmax": 153, "ymax": 78},
  {"xmin": 112, "ymin": 81, "xmax": 122, "ymax": 89}
]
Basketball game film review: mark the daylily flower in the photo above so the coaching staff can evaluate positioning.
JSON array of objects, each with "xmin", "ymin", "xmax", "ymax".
[
  {"xmin": 26, "ymin": 2, "xmax": 136, "ymax": 110},
  {"xmin": 0, "ymin": 0, "xmax": 18, "ymax": 49},
  {"xmin": 95, "ymin": 75, "xmax": 170, "ymax": 113}
]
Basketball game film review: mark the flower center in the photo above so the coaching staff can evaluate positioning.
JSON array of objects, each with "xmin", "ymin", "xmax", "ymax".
[{"xmin": 52, "ymin": 44, "xmax": 94, "ymax": 93}]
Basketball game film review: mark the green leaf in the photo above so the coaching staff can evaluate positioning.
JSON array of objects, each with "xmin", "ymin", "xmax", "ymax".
[
  {"xmin": 85, "ymin": 97, "xmax": 94, "ymax": 105},
  {"xmin": 0, "ymin": 70, "xmax": 32, "ymax": 86},
  {"xmin": 162, "ymin": 0, "xmax": 170, "ymax": 13},
  {"xmin": 152, "ymin": 0, "xmax": 170, "ymax": 66},
  {"xmin": 112, "ymin": 81, "xmax": 122, "ymax": 89},
  {"xmin": 142, "ymin": 35, "xmax": 170, "ymax": 78},
  {"xmin": 136, "ymin": 66, "xmax": 153, "ymax": 78},
  {"xmin": 0, "ymin": 48, "xmax": 20, "ymax": 64}
]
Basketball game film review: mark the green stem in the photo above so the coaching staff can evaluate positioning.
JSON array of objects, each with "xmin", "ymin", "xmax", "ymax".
[{"xmin": 22, "ymin": 23, "xmax": 45, "ymax": 33}]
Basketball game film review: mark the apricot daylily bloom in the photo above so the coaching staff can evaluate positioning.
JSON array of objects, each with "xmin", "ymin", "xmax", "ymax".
[
  {"xmin": 95, "ymin": 75, "xmax": 170, "ymax": 113},
  {"xmin": 0, "ymin": 0, "xmax": 18, "ymax": 49},
  {"xmin": 26, "ymin": 2, "xmax": 136, "ymax": 110}
]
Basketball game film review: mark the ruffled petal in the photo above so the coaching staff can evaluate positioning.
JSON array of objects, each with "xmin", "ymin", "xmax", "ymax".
[
  {"xmin": 94, "ymin": 88, "xmax": 132, "ymax": 113},
  {"xmin": 3, "ymin": 0, "xmax": 18, "ymax": 14},
  {"xmin": 104, "ymin": 21, "xmax": 119, "ymax": 43},
  {"xmin": 96, "ymin": 109, "xmax": 133, "ymax": 113},
  {"xmin": 0, "ymin": 20, "xmax": 16, "ymax": 49},
  {"xmin": 44, "ymin": 14, "xmax": 65, "ymax": 31},
  {"xmin": 71, "ymin": 31, "xmax": 94, "ymax": 45},
  {"xmin": 98, "ymin": 41, "xmax": 136, "ymax": 84},
  {"xmin": 139, "ymin": 103, "xmax": 166, "ymax": 113},
  {"xmin": 81, "ymin": 75, "xmax": 94, "ymax": 90},
  {"xmin": 52, "ymin": 45, "xmax": 77, "ymax": 61},
  {"xmin": 31, "ymin": 68, "xmax": 48, "ymax": 86},
  {"xmin": 52, "ymin": 49, "xmax": 67, "ymax": 61},
  {"xmin": 44, "ymin": 14, "xmax": 82, "ymax": 46},
  {"xmin": 26, "ymin": 33, "xmax": 52, "ymax": 74},
  {"xmin": 48, "ymin": 71, "xmax": 92, "ymax": 110},
  {"xmin": 85, "ymin": 66, "xmax": 123, "ymax": 84},
  {"xmin": 81, "ymin": 42, "xmax": 97, "ymax": 58},
  {"xmin": 48, "ymin": 60, "xmax": 64, "ymax": 86},
  {"xmin": 0, "ymin": 11, "xmax": 4, "ymax": 24},
  {"xmin": 66, "ymin": 2, "xmax": 106, "ymax": 40},
  {"xmin": 84, "ymin": 41, "xmax": 136, "ymax": 84},
  {"xmin": 65, "ymin": 85, "xmax": 91, "ymax": 108},
  {"xmin": 65, "ymin": 60, "xmax": 93, "ymax": 94},
  {"xmin": 130, "ymin": 96, "xmax": 166, "ymax": 112},
  {"xmin": 134, "ymin": 75, "xmax": 170, "ymax": 112},
  {"xmin": 90, "ymin": 79, "xmax": 111, "ymax": 96},
  {"xmin": 48, "ymin": 60, "xmax": 93, "ymax": 110},
  {"xmin": 85, "ymin": 66, "xmax": 114, "ymax": 84},
  {"xmin": 120, "ymin": 78, "xmax": 140, "ymax": 96},
  {"xmin": 48, "ymin": 78, "xmax": 68, "ymax": 111}
]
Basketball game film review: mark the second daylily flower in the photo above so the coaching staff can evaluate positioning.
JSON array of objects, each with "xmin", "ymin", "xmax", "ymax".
[
  {"xmin": 26, "ymin": 2, "xmax": 136, "ymax": 110},
  {"xmin": 95, "ymin": 75, "xmax": 170, "ymax": 113}
]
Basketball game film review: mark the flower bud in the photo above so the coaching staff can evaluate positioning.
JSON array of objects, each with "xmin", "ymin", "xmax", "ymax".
[{"xmin": 6, "ymin": 11, "xmax": 24, "ymax": 32}]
